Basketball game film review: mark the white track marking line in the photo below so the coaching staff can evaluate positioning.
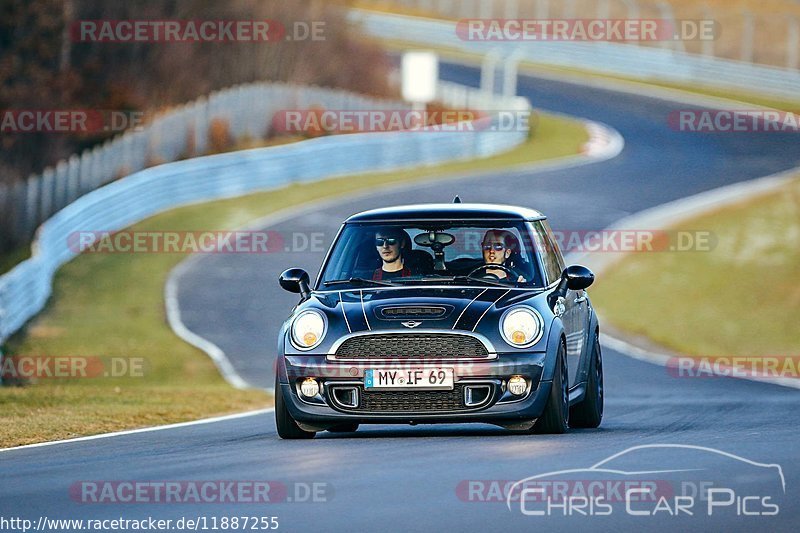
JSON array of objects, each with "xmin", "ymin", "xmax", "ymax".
[{"xmin": 0, "ymin": 408, "xmax": 274, "ymax": 454}]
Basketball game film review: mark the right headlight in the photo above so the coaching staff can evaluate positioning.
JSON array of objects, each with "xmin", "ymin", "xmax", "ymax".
[
  {"xmin": 500, "ymin": 307, "xmax": 544, "ymax": 348},
  {"xmin": 290, "ymin": 310, "xmax": 326, "ymax": 350}
]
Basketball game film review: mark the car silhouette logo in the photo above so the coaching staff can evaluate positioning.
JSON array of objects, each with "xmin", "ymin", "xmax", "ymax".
[{"xmin": 401, "ymin": 320, "xmax": 423, "ymax": 328}]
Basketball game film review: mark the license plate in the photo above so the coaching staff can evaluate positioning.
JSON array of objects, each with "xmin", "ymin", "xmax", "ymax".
[{"xmin": 364, "ymin": 368, "xmax": 454, "ymax": 390}]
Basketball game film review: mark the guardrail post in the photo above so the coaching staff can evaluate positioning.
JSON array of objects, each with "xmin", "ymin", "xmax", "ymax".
[
  {"xmin": 740, "ymin": 10, "xmax": 754, "ymax": 63},
  {"xmin": 55, "ymin": 160, "xmax": 68, "ymax": 212},
  {"xmin": 701, "ymin": 4, "xmax": 714, "ymax": 58},
  {"xmin": 788, "ymin": 16, "xmax": 799, "ymax": 70},
  {"xmin": 479, "ymin": 0, "xmax": 492, "ymax": 19},
  {"xmin": 596, "ymin": 0, "xmax": 610, "ymax": 20},
  {"xmin": 90, "ymin": 146, "xmax": 103, "ymax": 191},
  {"xmin": 25, "ymin": 174, "xmax": 39, "ymax": 240},
  {"xmin": 657, "ymin": 0, "xmax": 683, "ymax": 52},
  {"xmin": 0, "ymin": 183, "xmax": 8, "ymax": 250},
  {"xmin": 67, "ymin": 155, "xmax": 80, "ymax": 203},
  {"xmin": 621, "ymin": 0, "xmax": 640, "ymax": 46},
  {"xmin": 480, "ymin": 49, "xmax": 501, "ymax": 94},
  {"xmin": 11, "ymin": 180, "xmax": 26, "ymax": 244},
  {"xmin": 504, "ymin": 0, "xmax": 518, "ymax": 20},
  {"xmin": 535, "ymin": 0, "xmax": 549, "ymax": 20},
  {"xmin": 39, "ymin": 168, "xmax": 54, "ymax": 222},
  {"xmin": 563, "ymin": 0, "xmax": 576, "ymax": 19},
  {"xmin": 79, "ymin": 151, "xmax": 92, "ymax": 195}
]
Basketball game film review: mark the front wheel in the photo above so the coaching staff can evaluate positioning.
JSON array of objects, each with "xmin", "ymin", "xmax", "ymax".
[
  {"xmin": 569, "ymin": 331, "xmax": 604, "ymax": 428},
  {"xmin": 533, "ymin": 341, "xmax": 569, "ymax": 434},
  {"xmin": 275, "ymin": 376, "xmax": 316, "ymax": 439}
]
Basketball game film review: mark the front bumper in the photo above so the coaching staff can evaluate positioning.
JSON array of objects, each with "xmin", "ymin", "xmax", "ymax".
[{"xmin": 278, "ymin": 353, "xmax": 552, "ymax": 428}]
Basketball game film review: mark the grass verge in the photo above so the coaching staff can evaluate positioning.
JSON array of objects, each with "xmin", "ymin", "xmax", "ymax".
[
  {"xmin": 0, "ymin": 112, "xmax": 588, "ymax": 448},
  {"xmin": 590, "ymin": 177, "xmax": 800, "ymax": 357}
]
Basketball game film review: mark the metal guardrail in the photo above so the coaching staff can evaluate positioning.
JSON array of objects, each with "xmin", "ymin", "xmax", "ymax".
[
  {"xmin": 0, "ymin": 82, "xmax": 530, "ymax": 346},
  {"xmin": 0, "ymin": 83, "xmax": 410, "ymax": 248},
  {"xmin": 362, "ymin": 0, "xmax": 800, "ymax": 70},
  {"xmin": 353, "ymin": 10, "xmax": 800, "ymax": 101}
]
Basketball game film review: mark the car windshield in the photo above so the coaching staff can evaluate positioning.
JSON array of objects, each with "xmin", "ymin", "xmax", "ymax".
[{"xmin": 317, "ymin": 221, "xmax": 545, "ymax": 290}]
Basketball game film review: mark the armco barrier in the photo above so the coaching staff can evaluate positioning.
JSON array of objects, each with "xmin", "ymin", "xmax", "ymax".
[
  {"xmin": 352, "ymin": 10, "xmax": 800, "ymax": 101},
  {"xmin": 0, "ymin": 82, "xmax": 530, "ymax": 346},
  {"xmin": 0, "ymin": 83, "xmax": 410, "ymax": 248}
]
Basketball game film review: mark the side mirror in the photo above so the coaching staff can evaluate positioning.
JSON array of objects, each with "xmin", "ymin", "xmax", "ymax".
[
  {"xmin": 279, "ymin": 268, "xmax": 311, "ymax": 300},
  {"xmin": 562, "ymin": 264, "xmax": 594, "ymax": 291},
  {"xmin": 547, "ymin": 265, "xmax": 594, "ymax": 310}
]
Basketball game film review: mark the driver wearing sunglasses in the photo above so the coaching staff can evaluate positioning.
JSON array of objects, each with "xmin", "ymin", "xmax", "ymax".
[
  {"xmin": 373, "ymin": 228, "xmax": 411, "ymax": 281},
  {"xmin": 481, "ymin": 229, "xmax": 526, "ymax": 282}
]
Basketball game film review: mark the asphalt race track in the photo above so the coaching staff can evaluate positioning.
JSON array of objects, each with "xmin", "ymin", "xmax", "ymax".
[{"xmin": 2, "ymin": 63, "xmax": 799, "ymax": 532}]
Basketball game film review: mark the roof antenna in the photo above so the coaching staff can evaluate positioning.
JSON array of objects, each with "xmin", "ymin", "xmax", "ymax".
[{"xmin": 453, "ymin": 195, "xmax": 462, "ymax": 204}]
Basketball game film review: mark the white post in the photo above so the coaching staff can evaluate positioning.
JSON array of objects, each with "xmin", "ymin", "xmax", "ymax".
[
  {"xmin": 39, "ymin": 168, "xmax": 54, "ymax": 221},
  {"xmin": 479, "ymin": 0, "xmax": 492, "ymax": 19},
  {"xmin": 504, "ymin": 0, "xmax": 518, "ymax": 20},
  {"xmin": 535, "ymin": 0, "xmax": 549, "ymax": 20},
  {"xmin": 701, "ymin": 4, "xmax": 714, "ymax": 58},
  {"xmin": 55, "ymin": 160, "xmax": 68, "ymax": 212},
  {"xmin": 741, "ymin": 10, "xmax": 754, "ymax": 63},
  {"xmin": 503, "ymin": 48, "xmax": 525, "ymax": 97},
  {"xmin": 67, "ymin": 155, "xmax": 80, "ymax": 203},
  {"xmin": 25, "ymin": 174, "xmax": 39, "ymax": 239},
  {"xmin": 657, "ymin": 0, "xmax": 683, "ymax": 52},
  {"xmin": 621, "ymin": 0, "xmax": 640, "ymax": 46},
  {"xmin": 481, "ymin": 49, "xmax": 501, "ymax": 94},
  {"xmin": 787, "ymin": 16, "xmax": 799, "ymax": 70},
  {"xmin": 596, "ymin": 0, "xmax": 610, "ymax": 20}
]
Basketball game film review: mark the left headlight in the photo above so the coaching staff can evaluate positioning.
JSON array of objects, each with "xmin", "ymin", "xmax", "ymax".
[
  {"xmin": 290, "ymin": 310, "xmax": 326, "ymax": 350},
  {"xmin": 500, "ymin": 307, "xmax": 544, "ymax": 348}
]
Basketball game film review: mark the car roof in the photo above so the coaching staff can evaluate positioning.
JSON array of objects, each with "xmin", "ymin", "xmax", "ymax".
[{"xmin": 345, "ymin": 203, "xmax": 546, "ymax": 223}]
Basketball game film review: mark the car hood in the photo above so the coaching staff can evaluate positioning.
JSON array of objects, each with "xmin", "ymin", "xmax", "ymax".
[{"xmin": 316, "ymin": 286, "xmax": 518, "ymax": 332}]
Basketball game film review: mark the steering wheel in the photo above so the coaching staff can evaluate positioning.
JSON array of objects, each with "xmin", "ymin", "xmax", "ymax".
[{"xmin": 467, "ymin": 264, "xmax": 517, "ymax": 280}]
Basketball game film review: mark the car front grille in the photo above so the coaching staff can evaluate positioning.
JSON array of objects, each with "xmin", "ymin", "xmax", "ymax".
[
  {"xmin": 335, "ymin": 386, "xmax": 469, "ymax": 413},
  {"xmin": 334, "ymin": 333, "xmax": 489, "ymax": 359}
]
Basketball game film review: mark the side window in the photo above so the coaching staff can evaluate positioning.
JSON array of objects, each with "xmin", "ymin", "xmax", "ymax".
[
  {"xmin": 542, "ymin": 221, "xmax": 566, "ymax": 273},
  {"xmin": 532, "ymin": 221, "xmax": 564, "ymax": 285}
]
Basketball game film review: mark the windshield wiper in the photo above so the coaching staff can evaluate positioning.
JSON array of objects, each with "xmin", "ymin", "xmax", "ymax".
[{"xmin": 323, "ymin": 277, "xmax": 397, "ymax": 287}]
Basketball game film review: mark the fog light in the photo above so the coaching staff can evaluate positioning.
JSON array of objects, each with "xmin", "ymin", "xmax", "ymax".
[
  {"xmin": 508, "ymin": 375, "xmax": 527, "ymax": 396},
  {"xmin": 300, "ymin": 378, "xmax": 320, "ymax": 398}
]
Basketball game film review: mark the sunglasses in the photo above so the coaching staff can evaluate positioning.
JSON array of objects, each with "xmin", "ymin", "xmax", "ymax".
[
  {"xmin": 482, "ymin": 243, "xmax": 506, "ymax": 251},
  {"xmin": 375, "ymin": 237, "xmax": 399, "ymax": 247}
]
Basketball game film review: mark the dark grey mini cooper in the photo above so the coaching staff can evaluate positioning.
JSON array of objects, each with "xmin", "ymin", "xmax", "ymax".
[{"xmin": 275, "ymin": 203, "xmax": 603, "ymax": 439}]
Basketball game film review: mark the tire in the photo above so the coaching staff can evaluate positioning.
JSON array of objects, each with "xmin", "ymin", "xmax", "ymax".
[
  {"xmin": 275, "ymin": 377, "xmax": 316, "ymax": 439},
  {"xmin": 327, "ymin": 423, "xmax": 359, "ymax": 433},
  {"xmin": 569, "ymin": 331, "xmax": 604, "ymax": 429},
  {"xmin": 533, "ymin": 341, "xmax": 569, "ymax": 434}
]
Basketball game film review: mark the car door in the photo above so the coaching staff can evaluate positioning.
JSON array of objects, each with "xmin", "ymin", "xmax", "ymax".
[
  {"xmin": 543, "ymin": 223, "xmax": 593, "ymax": 381},
  {"xmin": 534, "ymin": 221, "xmax": 586, "ymax": 388}
]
